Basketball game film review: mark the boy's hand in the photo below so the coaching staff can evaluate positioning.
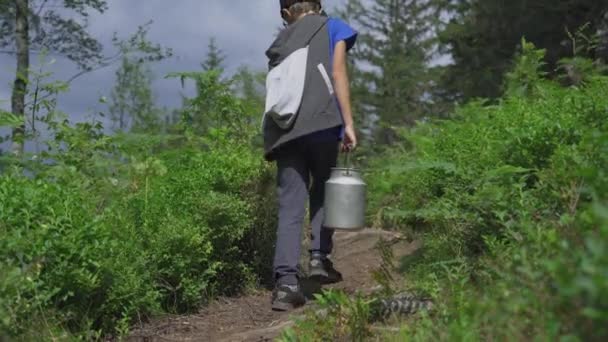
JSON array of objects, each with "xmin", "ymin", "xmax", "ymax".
[
  {"xmin": 333, "ymin": 41, "xmax": 357, "ymax": 153},
  {"xmin": 342, "ymin": 124, "xmax": 358, "ymax": 152}
]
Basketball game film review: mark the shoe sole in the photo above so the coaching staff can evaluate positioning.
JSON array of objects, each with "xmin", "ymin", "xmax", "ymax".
[
  {"xmin": 272, "ymin": 300, "xmax": 305, "ymax": 312},
  {"xmin": 309, "ymin": 269, "xmax": 342, "ymax": 285},
  {"xmin": 271, "ymin": 301, "xmax": 293, "ymax": 312}
]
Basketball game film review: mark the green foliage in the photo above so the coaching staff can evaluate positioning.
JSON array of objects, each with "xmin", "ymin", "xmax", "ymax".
[
  {"xmin": 0, "ymin": 0, "xmax": 108, "ymax": 69},
  {"xmin": 438, "ymin": 0, "xmax": 608, "ymax": 100},
  {"xmin": 0, "ymin": 70, "xmax": 275, "ymax": 339},
  {"xmin": 167, "ymin": 70, "xmax": 256, "ymax": 138},
  {"xmin": 279, "ymin": 238, "xmax": 431, "ymax": 342},
  {"xmin": 123, "ymin": 139, "xmax": 272, "ymax": 312},
  {"xmin": 289, "ymin": 44, "xmax": 607, "ymax": 340},
  {"xmin": 111, "ymin": 21, "xmax": 174, "ymax": 64},
  {"xmin": 0, "ymin": 110, "xmax": 23, "ymax": 127},
  {"xmin": 338, "ymin": 0, "xmax": 440, "ymax": 143},
  {"xmin": 202, "ymin": 37, "xmax": 226, "ymax": 74},
  {"xmin": 504, "ymin": 38, "xmax": 549, "ymax": 97},
  {"xmin": 109, "ymin": 55, "xmax": 161, "ymax": 132},
  {"xmin": 231, "ymin": 66, "xmax": 266, "ymax": 116},
  {"xmin": 0, "ymin": 174, "xmax": 160, "ymax": 336},
  {"xmin": 108, "ymin": 22, "xmax": 173, "ymax": 132},
  {"xmin": 361, "ymin": 47, "xmax": 608, "ymax": 339},
  {"xmin": 280, "ymin": 290, "xmax": 373, "ymax": 342}
]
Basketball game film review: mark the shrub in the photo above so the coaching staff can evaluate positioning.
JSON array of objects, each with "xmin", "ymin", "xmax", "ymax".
[
  {"xmin": 0, "ymin": 173, "xmax": 159, "ymax": 336},
  {"xmin": 359, "ymin": 44, "xmax": 608, "ymax": 339},
  {"xmin": 0, "ymin": 72, "xmax": 276, "ymax": 338}
]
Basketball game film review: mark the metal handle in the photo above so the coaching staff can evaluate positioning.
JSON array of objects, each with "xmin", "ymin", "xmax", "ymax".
[{"xmin": 342, "ymin": 151, "xmax": 352, "ymax": 175}]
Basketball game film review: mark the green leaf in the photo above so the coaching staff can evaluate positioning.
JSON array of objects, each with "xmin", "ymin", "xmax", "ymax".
[
  {"xmin": 386, "ymin": 161, "xmax": 457, "ymax": 174},
  {"xmin": 483, "ymin": 165, "xmax": 534, "ymax": 179},
  {"xmin": 0, "ymin": 110, "xmax": 24, "ymax": 128}
]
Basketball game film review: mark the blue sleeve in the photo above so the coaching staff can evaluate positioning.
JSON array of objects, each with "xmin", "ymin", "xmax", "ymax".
[{"xmin": 328, "ymin": 18, "xmax": 358, "ymax": 52}]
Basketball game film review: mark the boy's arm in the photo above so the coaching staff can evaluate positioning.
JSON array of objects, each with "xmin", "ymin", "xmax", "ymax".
[{"xmin": 332, "ymin": 40, "xmax": 358, "ymax": 150}]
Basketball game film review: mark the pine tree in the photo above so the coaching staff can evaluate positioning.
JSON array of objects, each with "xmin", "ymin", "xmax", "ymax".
[
  {"xmin": 228, "ymin": 66, "xmax": 266, "ymax": 137},
  {"xmin": 232, "ymin": 66, "xmax": 265, "ymax": 114},
  {"xmin": 339, "ymin": 0, "xmax": 438, "ymax": 144},
  {"xmin": 202, "ymin": 37, "xmax": 226, "ymax": 74},
  {"xmin": 438, "ymin": 0, "xmax": 608, "ymax": 101},
  {"xmin": 108, "ymin": 56, "xmax": 160, "ymax": 132},
  {"xmin": 107, "ymin": 25, "xmax": 171, "ymax": 133}
]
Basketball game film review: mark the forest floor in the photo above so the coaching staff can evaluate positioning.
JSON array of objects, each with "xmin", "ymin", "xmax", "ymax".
[{"xmin": 127, "ymin": 228, "xmax": 417, "ymax": 342}]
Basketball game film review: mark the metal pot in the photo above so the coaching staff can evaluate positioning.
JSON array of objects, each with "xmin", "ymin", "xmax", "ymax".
[{"xmin": 323, "ymin": 153, "xmax": 366, "ymax": 230}]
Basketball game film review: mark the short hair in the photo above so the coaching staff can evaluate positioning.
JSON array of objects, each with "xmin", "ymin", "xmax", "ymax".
[
  {"xmin": 281, "ymin": 0, "xmax": 322, "ymax": 15},
  {"xmin": 290, "ymin": 2, "xmax": 321, "ymax": 15}
]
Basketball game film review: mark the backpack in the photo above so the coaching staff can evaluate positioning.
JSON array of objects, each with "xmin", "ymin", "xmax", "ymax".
[{"xmin": 263, "ymin": 21, "xmax": 329, "ymax": 130}]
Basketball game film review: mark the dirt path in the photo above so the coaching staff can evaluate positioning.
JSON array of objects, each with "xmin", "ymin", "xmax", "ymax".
[{"xmin": 128, "ymin": 229, "xmax": 416, "ymax": 342}]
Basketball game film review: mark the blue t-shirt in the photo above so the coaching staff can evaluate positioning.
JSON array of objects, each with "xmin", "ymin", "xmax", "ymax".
[
  {"xmin": 305, "ymin": 17, "xmax": 357, "ymax": 142},
  {"xmin": 328, "ymin": 18, "xmax": 358, "ymax": 73}
]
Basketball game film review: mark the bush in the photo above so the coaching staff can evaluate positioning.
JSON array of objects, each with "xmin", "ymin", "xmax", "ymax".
[
  {"xmin": 0, "ymin": 72, "xmax": 276, "ymax": 338},
  {"xmin": 359, "ymin": 43, "xmax": 608, "ymax": 340},
  {"xmin": 123, "ymin": 133, "xmax": 275, "ymax": 311},
  {"xmin": 0, "ymin": 173, "xmax": 159, "ymax": 336},
  {"xmin": 0, "ymin": 136, "xmax": 275, "ymax": 337},
  {"xmin": 274, "ymin": 44, "xmax": 607, "ymax": 341}
]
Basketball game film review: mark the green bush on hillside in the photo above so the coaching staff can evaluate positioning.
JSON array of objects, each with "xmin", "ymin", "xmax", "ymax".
[
  {"xmin": 0, "ymin": 72, "xmax": 276, "ymax": 339},
  {"xmin": 285, "ymin": 41, "xmax": 608, "ymax": 341},
  {"xmin": 363, "ymin": 42, "xmax": 608, "ymax": 340}
]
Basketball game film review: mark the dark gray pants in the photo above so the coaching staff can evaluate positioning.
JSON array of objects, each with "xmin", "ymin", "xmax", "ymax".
[{"xmin": 273, "ymin": 139, "xmax": 339, "ymax": 286}]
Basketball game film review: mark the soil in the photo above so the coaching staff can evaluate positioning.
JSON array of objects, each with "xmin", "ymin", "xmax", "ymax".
[{"xmin": 127, "ymin": 229, "xmax": 418, "ymax": 342}]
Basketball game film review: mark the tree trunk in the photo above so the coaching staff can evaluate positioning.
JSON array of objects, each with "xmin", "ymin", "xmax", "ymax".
[{"xmin": 10, "ymin": 0, "xmax": 29, "ymax": 156}]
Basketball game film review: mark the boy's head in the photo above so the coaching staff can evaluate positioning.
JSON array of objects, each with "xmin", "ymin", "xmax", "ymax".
[{"xmin": 280, "ymin": 0, "xmax": 323, "ymax": 25}]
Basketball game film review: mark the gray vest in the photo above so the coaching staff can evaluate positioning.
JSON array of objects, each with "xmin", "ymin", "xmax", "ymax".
[{"xmin": 263, "ymin": 15, "xmax": 342, "ymax": 161}]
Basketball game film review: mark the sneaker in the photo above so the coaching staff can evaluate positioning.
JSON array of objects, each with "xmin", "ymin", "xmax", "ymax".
[
  {"xmin": 309, "ymin": 255, "xmax": 343, "ymax": 284},
  {"xmin": 271, "ymin": 284, "xmax": 306, "ymax": 311}
]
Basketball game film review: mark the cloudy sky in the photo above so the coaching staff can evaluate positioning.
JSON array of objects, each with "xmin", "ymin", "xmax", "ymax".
[{"xmin": 0, "ymin": 0, "xmax": 347, "ymax": 123}]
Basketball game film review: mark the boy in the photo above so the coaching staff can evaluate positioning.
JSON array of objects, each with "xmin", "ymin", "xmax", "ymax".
[{"xmin": 263, "ymin": 0, "xmax": 358, "ymax": 311}]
